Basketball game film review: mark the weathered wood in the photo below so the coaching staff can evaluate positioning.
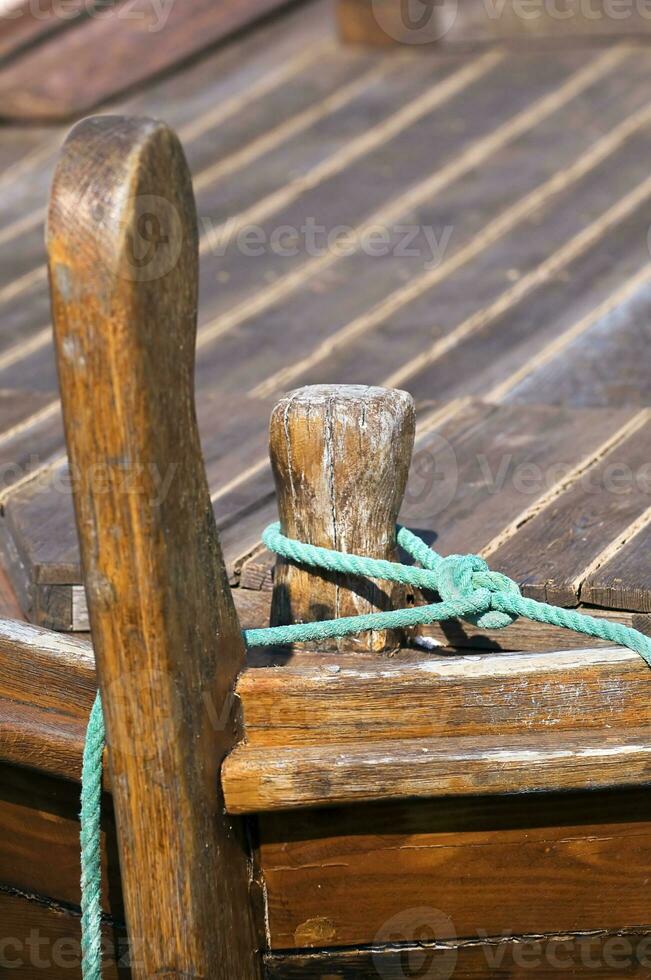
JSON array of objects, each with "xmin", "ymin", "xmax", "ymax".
[
  {"xmin": 0, "ymin": 761, "xmax": 120, "ymax": 916},
  {"xmin": 489, "ymin": 410, "xmax": 651, "ymax": 605},
  {"xmin": 584, "ymin": 521, "xmax": 651, "ymax": 612},
  {"xmin": 269, "ymin": 384, "xmax": 415, "ymax": 652},
  {"xmin": 0, "ymin": 0, "xmax": 305, "ymax": 121},
  {"xmin": 236, "ymin": 645, "xmax": 651, "ymax": 747},
  {"xmin": 337, "ymin": 0, "xmax": 651, "ymax": 46},
  {"xmin": 6, "ymin": 44, "xmax": 651, "ymax": 626},
  {"xmin": 337, "ymin": 0, "xmax": 448, "ymax": 46},
  {"xmin": 258, "ymin": 790, "xmax": 651, "ymax": 949},
  {"xmin": 48, "ymin": 116, "xmax": 261, "ymax": 979},
  {"xmin": 0, "ymin": 891, "xmax": 125, "ymax": 980},
  {"xmin": 0, "ymin": 0, "xmax": 91, "ymax": 61},
  {"xmin": 266, "ymin": 933, "xmax": 651, "ymax": 978},
  {"xmin": 223, "ymin": 727, "xmax": 651, "ymax": 813}
]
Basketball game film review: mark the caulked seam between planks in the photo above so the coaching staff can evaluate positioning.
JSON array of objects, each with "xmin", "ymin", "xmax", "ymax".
[
  {"xmin": 0, "ymin": 47, "xmax": 625, "ymax": 367},
  {"xmin": 0, "ymin": 263, "xmax": 47, "ymax": 306},
  {"xmin": 215, "ymin": 167, "xmax": 651, "ymax": 520},
  {"xmin": 193, "ymin": 56, "xmax": 403, "ymax": 197},
  {"xmin": 177, "ymin": 38, "xmax": 335, "ymax": 145},
  {"xmin": 197, "ymin": 48, "xmax": 505, "ymax": 254},
  {"xmin": 575, "ymin": 503, "xmax": 651, "ymax": 599},
  {"xmin": 383, "ymin": 168, "xmax": 651, "ymax": 389},
  {"xmin": 482, "ymin": 409, "xmax": 651, "ymax": 559},
  {"xmin": 255, "ymin": 89, "xmax": 651, "ymax": 397},
  {"xmin": 235, "ymin": 407, "xmax": 651, "ymax": 587},
  {"xmin": 195, "ymin": 44, "xmax": 627, "ymax": 355},
  {"xmin": 0, "ymin": 450, "xmax": 67, "ymax": 509},
  {"xmin": 0, "ymin": 397, "xmax": 59, "ymax": 450},
  {"xmin": 0, "ymin": 51, "xmax": 498, "ymax": 315},
  {"xmin": 209, "ymin": 397, "xmax": 475, "ymax": 507},
  {"xmin": 0, "ymin": 40, "xmax": 333, "ymax": 250},
  {"xmin": 485, "ymin": 262, "xmax": 651, "ymax": 402}
]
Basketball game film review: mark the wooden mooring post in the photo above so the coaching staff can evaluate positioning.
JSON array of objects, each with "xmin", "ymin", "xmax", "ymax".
[{"xmin": 269, "ymin": 384, "xmax": 415, "ymax": 653}]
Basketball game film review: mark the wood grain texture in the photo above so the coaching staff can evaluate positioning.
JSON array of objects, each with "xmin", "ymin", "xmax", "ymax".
[
  {"xmin": 48, "ymin": 116, "xmax": 261, "ymax": 979},
  {"xmin": 266, "ymin": 933, "xmax": 651, "ymax": 978},
  {"xmin": 258, "ymin": 790, "xmax": 651, "ymax": 949},
  {"xmin": 0, "ymin": 0, "xmax": 303, "ymax": 120},
  {"xmin": 0, "ymin": 591, "xmax": 265, "ymax": 783},
  {"xmin": 223, "ymin": 727, "xmax": 651, "ymax": 813},
  {"xmin": 236, "ymin": 645, "xmax": 651, "ymax": 747},
  {"xmin": 489, "ymin": 411, "xmax": 651, "ymax": 605},
  {"xmin": 269, "ymin": 385, "xmax": 415, "ymax": 652},
  {"xmin": 0, "ymin": 761, "xmax": 121, "ymax": 917},
  {"xmin": 337, "ymin": 0, "xmax": 651, "ymax": 45},
  {"xmin": 0, "ymin": 891, "xmax": 125, "ymax": 980},
  {"xmin": 0, "ymin": 0, "xmax": 108, "ymax": 61},
  {"xmin": 584, "ymin": 521, "xmax": 651, "ymax": 612}
]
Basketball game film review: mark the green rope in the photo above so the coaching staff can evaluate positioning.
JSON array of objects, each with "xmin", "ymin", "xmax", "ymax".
[
  {"xmin": 80, "ymin": 522, "xmax": 651, "ymax": 975},
  {"xmin": 80, "ymin": 693, "xmax": 105, "ymax": 980}
]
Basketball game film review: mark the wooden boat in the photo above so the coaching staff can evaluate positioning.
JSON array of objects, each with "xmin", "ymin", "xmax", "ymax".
[{"xmin": 1, "ymin": 3, "xmax": 651, "ymax": 978}]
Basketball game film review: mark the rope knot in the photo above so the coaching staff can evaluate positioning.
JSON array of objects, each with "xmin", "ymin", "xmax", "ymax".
[{"xmin": 436, "ymin": 553, "xmax": 521, "ymax": 630}]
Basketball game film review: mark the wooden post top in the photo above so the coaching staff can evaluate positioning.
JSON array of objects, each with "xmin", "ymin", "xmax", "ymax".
[
  {"xmin": 269, "ymin": 383, "xmax": 415, "ymax": 653},
  {"xmin": 48, "ymin": 115, "xmax": 260, "ymax": 979}
]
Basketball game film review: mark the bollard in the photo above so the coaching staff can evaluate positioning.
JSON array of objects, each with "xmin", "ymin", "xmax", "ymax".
[{"xmin": 269, "ymin": 384, "xmax": 415, "ymax": 652}]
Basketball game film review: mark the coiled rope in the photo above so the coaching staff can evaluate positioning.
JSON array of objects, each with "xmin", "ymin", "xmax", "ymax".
[{"xmin": 80, "ymin": 522, "xmax": 651, "ymax": 976}]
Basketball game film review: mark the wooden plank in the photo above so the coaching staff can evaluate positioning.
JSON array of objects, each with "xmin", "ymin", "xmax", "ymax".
[
  {"xmin": 0, "ymin": 761, "xmax": 120, "ymax": 916},
  {"xmin": 236, "ymin": 645, "xmax": 651, "ymax": 748},
  {"xmin": 287, "ymin": 108, "xmax": 651, "ymax": 400},
  {"xmin": 583, "ymin": 520, "xmax": 651, "ymax": 612},
  {"xmin": 49, "ymin": 115, "xmax": 261, "ymax": 979},
  {"xmin": 192, "ymin": 48, "xmax": 604, "ymax": 395},
  {"xmin": 0, "ymin": 0, "xmax": 96, "ymax": 60},
  {"xmin": 445, "ymin": 0, "xmax": 651, "ymax": 41},
  {"xmin": 0, "ymin": 891, "xmax": 124, "ymax": 980},
  {"xmin": 338, "ymin": 0, "xmax": 651, "ymax": 45},
  {"xmin": 488, "ymin": 412, "xmax": 651, "ymax": 605},
  {"xmin": 266, "ymin": 934, "xmax": 651, "ymax": 978},
  {"xmin": 0, "ymin": 4, "xmax": 332, "ymax": 336},
  {"xmin": 0, "ymin": 0, "xmax": 308, "ymax": 120},
  {"xmin": 223, "ymin": 728, "xmax": 651, "ymax": 813},
  {"xmin": 496, "ymin": 267, "xmax": 651, "ymax": 409},
  {"xmin": 0, "ymin": 49, "xmax": 632, "ymax": 388},
  {"xmin": 6, "ymin": 51, "xmax": 651, "ymax": 623},
  {"xmin": 258, "ymin": 790, "xmax": 651, "ymax": 949}
]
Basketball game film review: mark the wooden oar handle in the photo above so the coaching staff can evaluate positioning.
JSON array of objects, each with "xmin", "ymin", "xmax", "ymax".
[
  {"xmin": 48, "ymin": 115, "xmax": 260, "ymax": 979},
  {"xmin": 269, "ymin": 384, "xmax": 415, "ymax": 652}
]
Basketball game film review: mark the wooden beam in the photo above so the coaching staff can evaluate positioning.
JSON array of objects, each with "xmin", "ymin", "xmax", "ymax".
[
  {"xmin": 0, "ymin": 0, "xmax": 301, "ymax": 121},
  {"xmin": 236, "ymin": 645, "xmax": 651, "ymax": 747},
  {"xmin": 259, "ymin": 790, "xmax": 651, "ymax": 949},
  {"xmin": 48, "ymin": 116, "xmax": 261, "ymax": 979},
  {"xmin": 223, "ymin": 727, "xmax": 651, "ymax": 813}
]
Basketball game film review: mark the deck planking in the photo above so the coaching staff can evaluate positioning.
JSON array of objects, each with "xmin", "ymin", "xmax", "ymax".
[{"xmin": 0, "ymin": 4, "xmax": 650, "ymax": 632}]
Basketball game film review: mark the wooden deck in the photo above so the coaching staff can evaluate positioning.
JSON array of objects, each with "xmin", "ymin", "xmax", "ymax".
[{"xmin": 1, "ymin": 0, "xmax": 651, "ymax": 640}]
